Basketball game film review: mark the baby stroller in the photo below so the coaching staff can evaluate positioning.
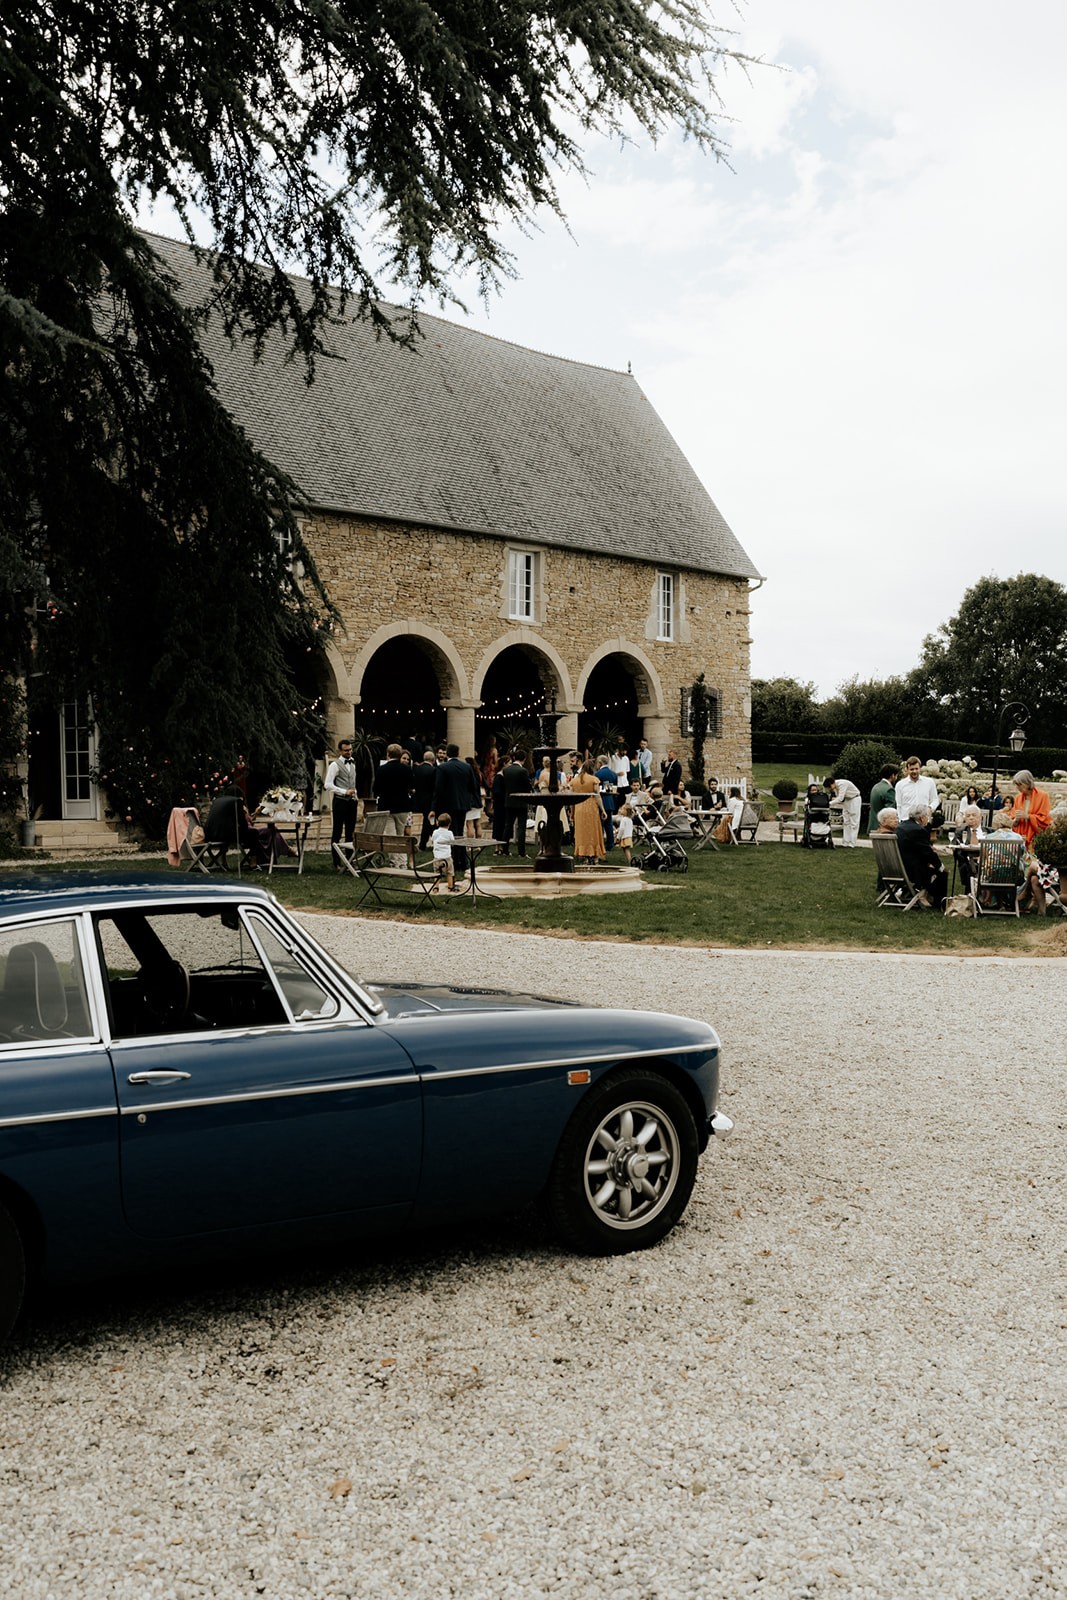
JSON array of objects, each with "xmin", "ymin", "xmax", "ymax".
[
  {"xmin": 632, "ymin": 810, "xmax": 691, "ymax": 873},
  {"xmin": 801, "ymin": 787, "xmax": 833, "ymax": 849}
]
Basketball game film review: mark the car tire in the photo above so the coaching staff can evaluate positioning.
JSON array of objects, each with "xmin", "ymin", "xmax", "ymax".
[
  {"xmin": 548, "ymin": 1069, "xmax": 699, "ymax": 1254},
  {"xmin": 0, "ymin": 1201, "xmax": 26, "ymax": 1342}
]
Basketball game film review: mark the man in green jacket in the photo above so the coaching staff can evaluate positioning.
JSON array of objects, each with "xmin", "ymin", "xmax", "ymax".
[{"xmin": 867, "ymin": 764, "xmax": 900, "ymax": 835}]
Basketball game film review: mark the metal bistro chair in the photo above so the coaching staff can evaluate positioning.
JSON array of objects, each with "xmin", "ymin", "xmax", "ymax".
[{"xmin": 970, "ymin": 835, "xmax": 1026, "ymax": 917}]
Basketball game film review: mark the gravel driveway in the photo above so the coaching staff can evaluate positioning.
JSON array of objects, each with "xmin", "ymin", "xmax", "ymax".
[{"xmin": 1, "ymin": 916, "xmax": 1063, "ymax": 1600}]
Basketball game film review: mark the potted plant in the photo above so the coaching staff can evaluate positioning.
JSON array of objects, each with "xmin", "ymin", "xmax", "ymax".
[{"xmin": 771, "ymin": 778, "xmax": 799, "ymax": 814}]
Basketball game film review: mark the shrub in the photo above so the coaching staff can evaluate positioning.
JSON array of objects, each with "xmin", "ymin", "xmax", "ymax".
[
  {"xmin": 826, "ymin": 740, "xmax": 902, "ymax": 802},
  {"xmin": 1033, "ymin": 814, "xmax": 1067, "ymax": 872},
  {"xmin": 771, "ymin": 778, "xmax": 798, "ymax": 804}
]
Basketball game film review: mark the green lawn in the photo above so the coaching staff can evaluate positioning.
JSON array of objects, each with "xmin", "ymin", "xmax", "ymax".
[
  {"xmin": 752, "ymin": 760, "xmax": 819, "ymax": 795},
  {"xmin": 22, "ymin": 843, "xmax": 1062, "ymax": 956}
]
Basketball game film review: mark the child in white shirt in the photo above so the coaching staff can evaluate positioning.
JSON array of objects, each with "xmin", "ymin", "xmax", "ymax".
[
  {"xmin": 614, "ymin": 804, "xmax": 634, "ymax": 864},
  {"xmin": 430, "ymin": 813, "xmax": 456, "ymax": 891}
]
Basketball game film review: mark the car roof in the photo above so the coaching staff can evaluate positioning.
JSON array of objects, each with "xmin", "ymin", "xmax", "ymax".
[{"xmin": 0, "ymin": 871, "xmax": 278, "ymax": 920}]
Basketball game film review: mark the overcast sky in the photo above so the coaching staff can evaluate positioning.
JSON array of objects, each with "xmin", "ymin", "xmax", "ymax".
[{"xmin": 435, "ymin": 1, "xmax": 1067, "ymax": 701}]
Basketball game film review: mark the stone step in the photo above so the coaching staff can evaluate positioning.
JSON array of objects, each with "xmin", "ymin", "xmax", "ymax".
[{"xmin": 29, "ymin": 820, "xmax": 139, "ymax": 857}]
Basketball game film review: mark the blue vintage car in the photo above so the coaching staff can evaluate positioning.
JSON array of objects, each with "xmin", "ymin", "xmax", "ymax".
[{"xmin": 0, "ymin": 874, "xmax": 730, "ymax": 1337}]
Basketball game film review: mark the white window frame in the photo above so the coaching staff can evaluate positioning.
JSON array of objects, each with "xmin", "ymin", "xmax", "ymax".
[
  {"xmin": 656, "ymin": 572, "xmax": 676, "ymax": 641},
  {"xmin": 506, "ymin": 548, "xmax": 540, "ymax": 622}
]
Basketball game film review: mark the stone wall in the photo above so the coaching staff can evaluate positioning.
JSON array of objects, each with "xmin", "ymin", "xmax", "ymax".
[{"xmin": 305, "ymin": 513, "xmax": 754, "ymax": 777}]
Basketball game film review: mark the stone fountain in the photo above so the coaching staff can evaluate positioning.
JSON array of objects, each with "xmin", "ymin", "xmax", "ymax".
[
  {"xmin": 478, "ymin": 701, "xmax": 647, "ymax": 895},
  {"xmin": 520, "ymin": 703, "xmax": 592, "ymax": 873}
]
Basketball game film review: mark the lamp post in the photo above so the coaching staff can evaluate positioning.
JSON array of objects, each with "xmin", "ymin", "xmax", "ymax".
[{"xmin": 987, "ymin": 701, "xmax": 1030, "ymax": 820}]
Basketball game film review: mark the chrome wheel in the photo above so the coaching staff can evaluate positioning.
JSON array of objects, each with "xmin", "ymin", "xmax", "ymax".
[
  {"xmin": 548, "ymin": 1069, "xmax": 699, "ymax": 1253},
  {"xmin": 582, "ymin": 1099, "xmax": 681, "ymax": 1230}
]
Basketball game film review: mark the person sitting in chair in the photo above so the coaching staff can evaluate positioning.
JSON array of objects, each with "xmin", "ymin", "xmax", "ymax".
[
  {"xmin": 896, "ymin": 804, "xmax": 947, "ymax": 909},
  {"xmin": 204, "ymin": 786, "xmax": 269, "ymax": 867}
]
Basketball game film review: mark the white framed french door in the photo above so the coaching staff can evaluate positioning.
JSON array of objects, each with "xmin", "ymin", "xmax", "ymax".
[{"xmin": 60, "ymin": 696, "xmax": 100, "ymax": 820}]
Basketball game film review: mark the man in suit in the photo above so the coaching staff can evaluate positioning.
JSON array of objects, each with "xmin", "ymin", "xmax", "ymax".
[
  {"xmin": 661, "ymin": 749, "xmax": 683, "ymax": 795},
  {"xmin": 412, "ymin": 749, "xmax": 437, "ymax": 849},
  {"xmin": 498, "ymin": 748, "xmax": 532, "ymax": 856},
  {"xmin": 431, "ymin": 744, "xmax": 478, "ymax": 872},
  {"xmin": 897, "ymin": 805, "xmax": 947, "ymax": 908},
  {"xmin": 372, "ymin": 743, "xmax": 414, "ymax": 834}
]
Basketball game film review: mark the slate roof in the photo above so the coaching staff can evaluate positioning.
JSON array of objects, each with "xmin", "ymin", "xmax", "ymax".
[{"xmin": 146, "ymin": 232, "xmax": 761, "ymax": 581}]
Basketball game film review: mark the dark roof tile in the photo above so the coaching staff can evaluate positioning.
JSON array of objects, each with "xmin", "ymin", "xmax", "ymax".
[{"xmin": 146, "ymin": 232, "xmax": 761, "ymax": 581}]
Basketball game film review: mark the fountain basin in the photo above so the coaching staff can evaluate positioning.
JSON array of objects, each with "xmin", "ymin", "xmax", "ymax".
[{"xmin": 476, "ymin": 863, "xmax": 650, "ymax": 897}]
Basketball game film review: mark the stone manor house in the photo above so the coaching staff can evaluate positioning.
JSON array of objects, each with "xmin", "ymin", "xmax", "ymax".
[{"xmin": 32, "ymin": 234, "xmax": 762, "ymax": 843}]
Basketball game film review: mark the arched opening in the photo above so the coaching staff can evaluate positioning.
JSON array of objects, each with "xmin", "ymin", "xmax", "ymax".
[
  {"xmin": 476, "ymin": 643, "xmax": 558, "ymax": 758},
  {"xmin": 354, "ymin": 638, "xmax": 447, "ymax": 777},
  {"xmin": 578, "ymin": 654, "xmax": 645, "ymax": 757}
]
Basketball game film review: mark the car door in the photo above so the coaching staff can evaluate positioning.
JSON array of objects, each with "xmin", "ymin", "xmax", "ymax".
[
  {"xmin": 0, "ymin": 915, "xmax": 125, "ymax": 1273},
  {"xmin": 101, "ymin": 903, "xmax": 421, "ymax": 1238}
]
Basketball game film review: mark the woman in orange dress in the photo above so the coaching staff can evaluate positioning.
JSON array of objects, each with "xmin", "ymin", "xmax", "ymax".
[{"xmin": 570, "ymin": 760, "xmax": 606, "ymax": 863}]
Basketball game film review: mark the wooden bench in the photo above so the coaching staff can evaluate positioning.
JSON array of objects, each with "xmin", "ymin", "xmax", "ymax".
[{"xmin": 334, "ymin": 832, "xmax": 437, "ymax": 909}]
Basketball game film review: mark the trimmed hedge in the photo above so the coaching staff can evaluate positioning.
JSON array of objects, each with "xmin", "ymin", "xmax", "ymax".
[{"xmin": 753, "ymin": 730, "xmax": 1067, "ymax": 777}]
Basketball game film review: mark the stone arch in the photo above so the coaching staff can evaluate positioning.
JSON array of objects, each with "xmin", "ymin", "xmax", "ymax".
[
  {"xmin": 472, "ymin": 630, "xmax": 576, "ymax": 710},
  {"xmin": 322, "ymin": 639, "xmax": 357, "ymax": 704},
  {"xmin": 350, "ymin": 621, "xmax": 470, "ymax": 706},
  {"xmin": 576, "ymin": 640, "xmax": 666, "ymax": 719}
]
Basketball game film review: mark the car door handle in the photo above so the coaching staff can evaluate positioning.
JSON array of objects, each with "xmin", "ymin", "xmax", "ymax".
[{"xmin": 127, "ymin": 1070, "xmax": 192, "ymax": 1085}]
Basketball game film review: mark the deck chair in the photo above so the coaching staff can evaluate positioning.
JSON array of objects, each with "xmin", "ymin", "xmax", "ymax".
[
  {"xmin": 870, "ymin": 834, "xmax": 925, "ymax": 910},
  {"xmin": 970, "ymin": 836, "xmax": 1025, "ymax": 917}
]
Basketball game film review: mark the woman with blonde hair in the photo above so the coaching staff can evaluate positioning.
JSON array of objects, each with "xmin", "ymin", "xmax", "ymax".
[
  {"xmin": 1007, "ymin": 770, "xmax": 1051, "ymax": 848},
  {"xmin": 569, "ymin": 760, "xmax": 606, "ymax": 864}
]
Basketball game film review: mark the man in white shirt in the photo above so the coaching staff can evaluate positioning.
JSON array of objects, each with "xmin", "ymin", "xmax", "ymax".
[
  {"xmin": 825, "ymin": 774, "xmax": 862, "ymax": 847},
  {"xmin": 895, "ymin": 756, "xmax": 939, "ymax": 823},
  {"xmin": 325, "ymin": 738, "xmax": 359, "ymax": 862}
]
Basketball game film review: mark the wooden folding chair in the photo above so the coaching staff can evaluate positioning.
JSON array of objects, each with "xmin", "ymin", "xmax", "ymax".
[{"xmin": 870, "ymin": 834, "xmax": 924, "ymax": 910}]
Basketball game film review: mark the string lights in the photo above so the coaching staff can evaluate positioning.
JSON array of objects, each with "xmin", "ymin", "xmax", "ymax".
[{"xmin": 355, "ymin": 693, "xmax": 639, "ymax": 721}]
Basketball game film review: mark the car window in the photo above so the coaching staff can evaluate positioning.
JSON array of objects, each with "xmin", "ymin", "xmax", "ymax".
[
  {"xmin": 0, "ymin": 919, "xmax": 93, "ymax": 1047},
  {"xmin": 95, "ymin": 907, "xmax": 288, "ymax": 1037},
  {"xmin": 245, "ymin": 915, "xmax": 341, "ymax": 1022}
]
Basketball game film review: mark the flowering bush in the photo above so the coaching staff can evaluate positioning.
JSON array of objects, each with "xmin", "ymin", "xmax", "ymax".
[{"xmin": 922, "ymin": 758, "xmax": 978, "ymax": 777}]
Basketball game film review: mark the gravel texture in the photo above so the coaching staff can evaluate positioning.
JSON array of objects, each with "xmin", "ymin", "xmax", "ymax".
[{"xmin": 1, "ymin": 916, "xmax": 1064, "ymax": 1600}]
